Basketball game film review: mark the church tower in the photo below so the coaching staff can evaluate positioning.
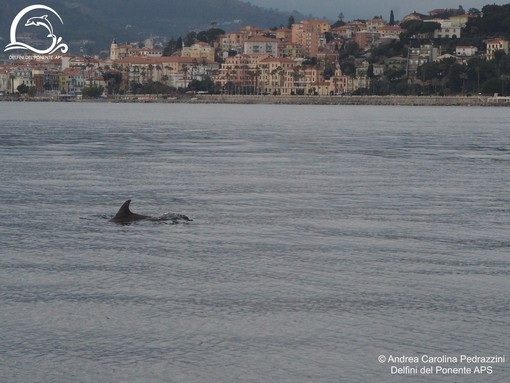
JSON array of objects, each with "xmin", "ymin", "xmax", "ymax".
[{"xmin": 110, "ymin": 38, "xmax": 119, "ymax": 60}]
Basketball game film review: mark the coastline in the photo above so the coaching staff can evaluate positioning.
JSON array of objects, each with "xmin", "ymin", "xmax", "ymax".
[
  {"xmin": 178, "ymin": 95, "xmax": 510, "ymax": 107},
  {"xmin": 2, "ymin": 94, "xmax": 509, "ymax": 106}
]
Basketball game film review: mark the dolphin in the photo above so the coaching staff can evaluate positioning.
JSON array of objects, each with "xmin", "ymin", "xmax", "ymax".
[
  {"xmin": 25, "ymin": 15, "xmax": 55, "ymax": 38},
  {"xmin": 109, "ymin": 199, "xmax": 192, "ymax": 224},
  {"xmin": 109, "ymin": 199, "xmax": 151, "ymax": 223}
]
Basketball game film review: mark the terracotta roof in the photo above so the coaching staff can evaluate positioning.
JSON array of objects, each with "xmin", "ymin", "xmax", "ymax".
[
  {"xmin": 379, "ymin": 25, "xmax": 402, "ymax": 31},
  {"xmin": 62, "ymin": 68, "xmax": 82, "ymax": 75},
  {"xmin": 259, "ymin": 57, "xmax": 295, "ymax": 64},
  {"xmin": 246, "ymin": 36, "xmax": 279, "ymax": 43},
  {"xmin": 114, "ymin": 56, "xmax": 215, "ymax": 65}
]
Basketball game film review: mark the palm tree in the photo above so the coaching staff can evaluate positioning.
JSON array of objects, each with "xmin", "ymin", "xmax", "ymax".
[
  {"xmin": 140, "ymin": 67, "xmax": 147, "ymax": 84},
  {"xmin": 332, "ymin": 77, "xmax": 339, "ymax": 95},
  {"xmin": 253, "ymin": 67, "xmax": 262, "ymax": 95},
  {"xmin": 155, "ymin": 65, "xmax": 162, "ymax": 82},
  {"xmin": 182, "ymin": 64, "xmax": 188, "ymax": 81},
  {"xmin": 148, "ymin": 64, "xmax": 154, "ymax": 82}
]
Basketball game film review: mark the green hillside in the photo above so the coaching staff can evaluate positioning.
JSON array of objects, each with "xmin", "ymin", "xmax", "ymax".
[{"xmin": 0, "ymin": 0, "xmax": 301, "ymax": 53}]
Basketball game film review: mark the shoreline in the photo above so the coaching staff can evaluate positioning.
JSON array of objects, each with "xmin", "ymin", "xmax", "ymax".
[
  {"xmin": 2, "ymin": 94, "xmax": 509, "ymax": 106},
  {"xmin": 181, "ymin": 95, "xmax": 510, "ymax": 106}
]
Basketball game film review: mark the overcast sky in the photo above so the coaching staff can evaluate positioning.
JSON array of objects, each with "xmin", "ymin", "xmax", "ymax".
[{"xmin": 246, "ymin": 0, "xmax": 508, "ymax": 20}]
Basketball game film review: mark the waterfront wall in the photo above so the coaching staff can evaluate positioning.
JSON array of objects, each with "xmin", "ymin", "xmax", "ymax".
[
  {"xmin": 188, "ymin": 95, "xmax": 507, "ymax": 107},
  {"xmin": 2, "ymin": 94, "xmax": 509, "ymax": 106}
]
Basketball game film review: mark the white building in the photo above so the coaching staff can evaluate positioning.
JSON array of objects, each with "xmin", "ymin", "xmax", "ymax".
[
  {"xmin": 455, "ymin": 45, "xmax": 478, "ymax": 57},
  {"xmin": 9, "ymin": 67, "xmax": 35, "ymax": 93},
  {"xmin": 0, "ymin": 69, "xmax": 10, "ymax": 94},
  {"xmin": 425, "ymin": 19, "xmax": 461, "ymax": 39}
]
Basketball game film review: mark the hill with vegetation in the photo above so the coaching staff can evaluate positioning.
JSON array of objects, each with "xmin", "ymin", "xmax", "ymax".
[
  {"xmin": 362, "ymin": 4, "xmax": 510, "ymax": 96},
  {"xmin": 0, "ymin": 0, "xmax": 301, "ymax": 53}
]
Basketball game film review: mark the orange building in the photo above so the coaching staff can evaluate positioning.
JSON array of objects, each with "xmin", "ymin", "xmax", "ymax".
[{"xmin": 291, "ymin": 19, "xmax": 331, "ymax": 58}]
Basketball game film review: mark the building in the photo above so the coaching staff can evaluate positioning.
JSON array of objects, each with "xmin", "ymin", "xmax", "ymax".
[
  {"xmin": 218, "ymin": 26, "xmax": 261, "ymax": 53},
  {"xmin": 278, "ymin": 42, "xmax": 301, "ymax": 59},
  {"xmin": 331, "ymin": 20, "xmax": 367, "ymax": 41},
  {"xmin": 110, "ymin": 39, "xmax": 162, "ymax": 60},
  {"xmin": 114, "ymin": 56, "xmax": 219, "ymax": 90},
  {"xmin": 407, "ymin": 45, "xmax": 440, "ymax": 76},
  {"xmin": 60, "ymin": 67, "xmax": 86, "ymax": 94},
  {"xmin": 275, "ymin": 28, "xmax": 292, "ymax": 42},
  {"xmin": 354, "ymin": 31, "xmax": 380, "ymax": 50},
  {"xmin": 181, "ymin": 42, "xmax": 215, "ymax": 62},
  {"xmin": 449, "ymin": 14, "xmax": 470, "ymax": 28},
  {"xmin": 378, "ymin": 25, "xmax": 402, "ymax": 40},
  {"xmin": 366, "ymin": 18, "xmax": 386, "ymax": 32},
  {"xmin": 291, "ymin": 19, "xmax": 331, "ymax": 58},
  {"xmin": 9, "ymin": 67, "xmax": 36, "ymax": 93},
  {"xmin": 61, "ymin": 55, "xmax": 100, "ymax": 70},
  {"xmin": 0, "ymin": 67, "xmax": 12, "ymax": 94},
  {"xmin": 424, "ymin": 19, "xmax": 461, "ymax": 39},
  {"xmin": 215, "ymin": 53, "xmax": 267, "ymax": 90},
  {"xmin": 486, "ymin": 38, "xmax": 509, "ymax": 60},
  {"xmin": 455, "ymin": 45, "xmax": 478, "ymax": 57},
  {"xmin": 400, "ymin": 12, "xmax": 423, "ymax": 24},
  {"xmin": 258, "ymin": 57, "xmax": 296, "ymax": 95},
  {"xmin": 244, "ymin": 36, "xmax": 279, "ymax": 57}
]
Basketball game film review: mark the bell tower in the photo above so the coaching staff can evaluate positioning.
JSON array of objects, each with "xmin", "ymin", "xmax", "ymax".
[{"xmin": 110, "ymin": 38, "xmax": 119, "ymax": 60}]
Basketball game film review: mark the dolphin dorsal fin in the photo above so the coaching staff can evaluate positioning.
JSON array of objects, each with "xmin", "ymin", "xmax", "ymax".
[{"xmin": 114, "ymin": 199, "xmax": 132, "ymax": 218}]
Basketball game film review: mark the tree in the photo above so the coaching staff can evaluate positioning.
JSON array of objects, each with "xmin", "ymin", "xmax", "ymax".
[
  {"xmin": 82, "ymin": 86, "xmax": 104, "ymax": 98},
  {"xmin": 206, "ymin": 28, "xmax": 225, "ymax": 42},
  {"xmin": 324, "ymin": 32, "xmax": 333, "ymax": 43},
  {"xmin": 184, "ymin": 32, "xmax": 197, "ymax": 47},
  {"xmin": 197, "ymin": 31, "xmax": 209, "ymax": 43},
  {"xmin": 389, "ymin": 10, "xmax": 395, "ymax": 26},
  {"xmin": 367, "ymin": 64, "xmax": 375, "ymax": 78},
  {"xmin": 342, "ymin": 41, "xmax": 361, "ymax": 58},
  {"xmin": 400, "ymin": 20, "xmax": 441, "ymax": 41},
  {"xmin": 188, "ymin": 76, "xmax": 215, "ymax": 93},
  {"xmin": 103, "ymin": 71, "xmax": 122, "ymax": 94},
  {"xmin": 163, "ymin": 38, "xmax": 179, "ymax": 56},
  {"xmin": 17, "ymin": 83, "xmax": 29, "ymax": 94},
  {"xmin": 340, "ymin": 61, "xmax": 356, "ymax": 76},
  {"xmin": 287, "ymin": 16, "xmax": 295, "ymax": 29},
  {"xmin": 481, "ymin": 78, "xmax": 504, "ymax": 95},
  {"xmin": 130, "ymin": 81, "xmax": 174, "ymax": 94}
]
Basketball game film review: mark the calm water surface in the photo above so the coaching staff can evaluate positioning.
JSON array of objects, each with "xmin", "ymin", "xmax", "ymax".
[{"xmin": 0, "ymin": 102, "xmax": 509, "ymax": 382}]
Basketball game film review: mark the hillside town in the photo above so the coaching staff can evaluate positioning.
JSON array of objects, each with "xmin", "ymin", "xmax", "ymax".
[{"xmin": 1, "ymin": 4, "xmax": 510, "ymax": 99}]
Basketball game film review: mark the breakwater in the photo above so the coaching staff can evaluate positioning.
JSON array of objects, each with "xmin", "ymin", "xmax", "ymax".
[
  {"xmin": 2, "ymin": 94, "xmax": 509, "ymax": 106},
  {"xmin": 186, "ymin": 94, "xmax": 508, "ymax": 106}
]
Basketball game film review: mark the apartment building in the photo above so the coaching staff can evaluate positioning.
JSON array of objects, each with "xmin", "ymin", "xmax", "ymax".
[
  {"xmin": 291, "ymin": 19, "xmax": 331, "ymax": 58},
  {"xmin": 244, "ymin": 36, "xmax": 279, "ymax": 57}
]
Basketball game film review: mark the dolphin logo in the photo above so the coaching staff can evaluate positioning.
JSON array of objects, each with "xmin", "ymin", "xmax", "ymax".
[
  {"xmin": 4, "ymin": 4, "xmax": 68, "ymax": 55},
  {"xmin": 25, "ymin": 15, "xmax": 55, "ymax": 38}
]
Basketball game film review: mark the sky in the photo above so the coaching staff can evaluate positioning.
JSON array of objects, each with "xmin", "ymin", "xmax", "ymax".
[{"xmin": 245, "ymin": 0, "xmax": 509, "ymax": 20}]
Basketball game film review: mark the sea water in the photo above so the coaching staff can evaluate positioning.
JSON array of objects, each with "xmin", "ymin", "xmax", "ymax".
[{"xmin": 0, "ymin": 102, "xmax": 509, "ymax": 382}]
